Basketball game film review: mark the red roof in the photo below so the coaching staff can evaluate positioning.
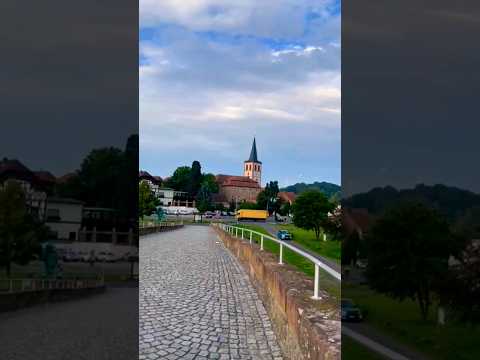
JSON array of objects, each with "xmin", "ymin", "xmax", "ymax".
[
  {"xmin": 278, "ymin": 191, "xmax": 296, "ymax": 204},
  {"xmin": 216, "ymin": 175, "xmax": 260, "ymax": 189},
  {"xmin": 34, "ymin": 171, "xmax": 56, "ymax": 184}
]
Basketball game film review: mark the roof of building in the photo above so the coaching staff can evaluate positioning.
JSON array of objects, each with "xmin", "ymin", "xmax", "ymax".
[
  {"xmin": 278, "ymin": 191, "xmax": 296, "ymax": 203},
  {"xmin": 139, "ymin": 170, "xmax": 162, "ymax": 185},
  {"xmin": 216, "ymin": 175, "xmax": 261, "ymax": 189},
  {"xmin": 0, "ymin": 158, "xmax": 36, "ymax": 182},
  {"xmin": 34, "ymin": 171, "xmax": 56, "ymax": 184},
  {"xmin": 47, "ymin": 197, "xmax": 84, "ymax": 205},
  {"xmin": 343, "ymin": 208, "xmax": 375, "ymax": 236},
  {"xmin": 245, "ymin": 138, "xmax": 261, "ymax": 164}
]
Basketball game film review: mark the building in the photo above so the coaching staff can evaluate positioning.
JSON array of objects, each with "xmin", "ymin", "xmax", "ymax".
[
  {"xmin": 0, "ymin": 158, "xmax": 48, "ymax": 220},
  {"xmin": 139, "ymin": 171, "xmax": 163, "ymax": 197},
  {"xmin": 278, "ymin": 191, "xmax": 296, "ymax": 205},
  {"xmin": 215, "ymin": 138, "xmax": 263, "ymax": 206},
  {"xmin": 45, "ymin": 197, "xmax": 84, "ymax": 240},
  {"xmin": 216, "ymin": 175, "xmax": 262, "ymax": 205},
  {"xmin": 244, "ymin": 137, "xmax": 262, "ymax": 185}
]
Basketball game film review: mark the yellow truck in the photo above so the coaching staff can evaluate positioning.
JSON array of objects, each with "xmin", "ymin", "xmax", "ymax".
[{"xmin": 236, "ymin": 209, "xmax": 269, "ymax": 222}]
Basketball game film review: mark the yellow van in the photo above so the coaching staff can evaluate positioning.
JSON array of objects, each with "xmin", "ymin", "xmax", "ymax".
[{"xmin": 236, "ymin": 209, "xmax": 269, "ymax": 222}]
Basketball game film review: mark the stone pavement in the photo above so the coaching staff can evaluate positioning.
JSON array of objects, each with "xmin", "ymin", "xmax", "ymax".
[
  {"xmin": 140, "ymin": 226, "xmax": 284, "ymax": 360},
  {"xmin": 0, "ymin": 287, "xmax": 138, "ymax": 360}
]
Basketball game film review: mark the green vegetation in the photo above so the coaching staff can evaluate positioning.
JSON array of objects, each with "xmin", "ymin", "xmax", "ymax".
[
  {"xmin": 234, "ymin": 224, "xmax": 339, "ymax": 298},
  {"xmin": 292, "ymin": 190, "xmax": 335, "ymax": 241},
  {"xmin": 278, "ymin": 224, "xmax": 340, "ymax": 262},
  {"xmin": 344, "ymin": 283, "xmax": 480, "ymax": 360},
  {"xmin": 281, "ymin": 181, "xmax": 341, "ymax": 202},
  {"xmin": 139, "ymin": 181, "xmax": 159, "ymax": 218},
  {"xmin": 342, "ymin": 335, "xmax": 386, "ymax": 360},
  {"xmin": 0, "ymin": 182, "xmax": 47, "ymax": 277}
]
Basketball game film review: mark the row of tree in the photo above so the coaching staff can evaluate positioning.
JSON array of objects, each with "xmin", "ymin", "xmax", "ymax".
[{"xmin": 344, "ymin": 201, "xmax": 480, "ymax": 323}]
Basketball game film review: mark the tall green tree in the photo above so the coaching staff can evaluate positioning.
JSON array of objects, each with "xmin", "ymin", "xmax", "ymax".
[
  {"xmin": 139, "ymin": 181, "xmax": 158, "ymax": 218},
  {"xmin": 292, "ymin": 190, "xmax": 335, "ymax": 240},
  {"xmin": 196, "ymin": 183, "xmax": 213, "ymax": 214},
  {"xmin": 188, "ymin": 161, "xmax": 203, "ymax": 197},
  {"xmin": 365, "ymin": 202, "xmax": 455, "ymax": 320},
  {"xmin": 165, "ymin": 166, "xmax": 191, "ymax": 192},
  {"xmin": 201, "ymin": 173, "xmax": 219, "ymax": 193},
  {"xmin": 0, "ymin": 182, "xmax": 45, "ymax": 277}
]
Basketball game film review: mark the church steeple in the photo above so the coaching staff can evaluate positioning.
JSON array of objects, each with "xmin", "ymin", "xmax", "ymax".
[
  {"xmin": 246, "ymin": 137, "xmax": 261, "ymax": 163},
  {"xmin": 244, "ymin": 138, "xmax": 262, "ymax": 185}
]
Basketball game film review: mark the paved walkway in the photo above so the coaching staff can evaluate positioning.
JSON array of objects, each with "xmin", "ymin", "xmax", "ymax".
[
  {"xmin": 140, "ymin": 226, "xmax": 283, "ymax": 360},
  {"xmin": 0, "ymin": 287, "xmax": 138, "ymax": 360}
]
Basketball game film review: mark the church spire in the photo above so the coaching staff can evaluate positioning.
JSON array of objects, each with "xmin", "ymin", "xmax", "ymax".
[{"xmin": 246, "ymin": 137, "xmax": 261, "ymax": 163}]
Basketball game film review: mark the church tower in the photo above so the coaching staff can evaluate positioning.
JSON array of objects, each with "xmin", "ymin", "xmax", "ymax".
[{"xmin": 244, "ymin": 138, "xmax": 262, "ymax": 185}]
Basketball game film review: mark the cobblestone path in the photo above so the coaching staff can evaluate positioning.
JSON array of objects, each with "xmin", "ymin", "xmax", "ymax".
[{"xmin": 140, "ymin": 226, "xmax": 283, "ymax": 360}]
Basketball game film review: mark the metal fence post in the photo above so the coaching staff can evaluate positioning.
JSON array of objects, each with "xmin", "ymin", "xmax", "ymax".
[
  {"xmin": 260, "ymin": 235, "xmax": 264, "ymax": 251},
  {"xmin": 235, "ymin": 228, "xmax": 238, "ymax": 237},
  {"xmin": 279, "ymin": 244, "xmax": 283, "ymax": 265},
  {"xmin": 312, "ymin": 264, "xmax": 320, "ymax": 300},
  {"xmin": 241, "ymin": 228, "xmax": 244, "ymax": 239},
  {"xmin": 249, "ymin": 231, "xmax": 252, "ymax": 244}
]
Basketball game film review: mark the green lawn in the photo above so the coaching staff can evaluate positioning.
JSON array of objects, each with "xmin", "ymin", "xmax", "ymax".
[
  {"xmin": 342, "ymin": 335, "xmax": 386, "ymax": 360},
  {"xmin": 344, "ymin": 283, "xmax": 480, "ymax": 360},
  {"xmin": 234, "ymin": 224, "xmax": 340, "ymax": 298},
  {"xmin": 278, "ymin": 224, "xmax": 341, "ymax": 262}
]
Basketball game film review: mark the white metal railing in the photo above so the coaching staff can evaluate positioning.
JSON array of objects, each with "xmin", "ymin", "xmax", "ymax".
[
  {"xmin": 0, "ymin": 278, "xmax": 105, "ymax": 293},
  {"xmin": 214, "ymin": 223, "xmax": 341, "ymax": 300}
]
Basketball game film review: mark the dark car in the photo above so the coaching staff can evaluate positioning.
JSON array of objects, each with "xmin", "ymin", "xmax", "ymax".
[
  {"xmin": 341, "ymin": 298, "xmax": 363, "ymax": 322},
  {"xmin": 277, "ymin": 230, "xmax": 292, "ymax": 240}
]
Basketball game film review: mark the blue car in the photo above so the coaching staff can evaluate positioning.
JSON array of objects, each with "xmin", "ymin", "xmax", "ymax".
[{"xmin": 277, "ymin": 230, "xmax": 292, "ymax": 240}]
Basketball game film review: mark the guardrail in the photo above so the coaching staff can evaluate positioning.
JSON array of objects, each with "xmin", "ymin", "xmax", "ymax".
[
  {"xmin": 0, "ymin": 278, "xmax": 105, "ymax": 293},
  {"xmin": 214, "ymin": 223, "xmax": 341, "ymax": 300},
  {"xmin": 139, "ymin": 220, "xmax": 183, "ymax": 229}
]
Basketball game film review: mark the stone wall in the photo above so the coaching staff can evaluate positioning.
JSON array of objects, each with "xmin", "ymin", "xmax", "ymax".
[
  {"xmin": 219, "ymin": 185, "xmax": 262, "ymax": 203},
  {"xmin": 139, "ymin": 224, "xmax": 184, "ymax": 236},
  {"xmin": 213, "ymin": 227, "xmax": 340, "ymax": 360}
]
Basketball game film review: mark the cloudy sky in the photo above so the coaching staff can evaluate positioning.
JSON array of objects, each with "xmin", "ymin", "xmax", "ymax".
[{"xmin": 139, "ymin": 0, "xmax": 340, "ymax": 187}]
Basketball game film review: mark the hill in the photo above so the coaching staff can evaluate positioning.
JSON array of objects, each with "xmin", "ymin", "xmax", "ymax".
[
  {"xmin": 343, "ymin": 184, "xmax": 480, "ymax": 222},
  {"xmin": 281, "ymin": 181, "xmax": 341, "ymax": 201}
]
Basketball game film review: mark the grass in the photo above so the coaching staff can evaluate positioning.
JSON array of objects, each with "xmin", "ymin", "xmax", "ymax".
[
  {"xmin": 278, "ymin": 224, "xmax": 341, "ymax": 262},
  {"xmin": 344, "ymin": 283, "xmax": 480, "ymax": 360},
  {"xmin": 342, "ymin": 335, "xmax": 386, "ymax": 360},
  {"xmin": 234, "ymin": 224, "xmax": 340, "ymax": 298}
]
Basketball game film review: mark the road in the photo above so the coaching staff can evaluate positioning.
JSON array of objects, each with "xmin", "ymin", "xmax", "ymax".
[
  {"xmin": 240, "ymin": 221, "xmax": 426, "ymax": 360},
  {"xmin": 140, "ymin": 226, "xmax": 283, "ymax": 360},
  {"xmin": 0, "ymin": 286, "xmax": 138, "ymax": 360}
]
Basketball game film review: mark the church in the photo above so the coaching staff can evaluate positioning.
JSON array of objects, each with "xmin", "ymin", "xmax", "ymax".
[{"xmin": 214, "ymin": 138, "xmax": 263, "ymax": 207}]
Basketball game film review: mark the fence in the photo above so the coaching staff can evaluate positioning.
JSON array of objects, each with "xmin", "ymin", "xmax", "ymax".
[
  {"xmin": 214, "ymin": 223, "xmax": 341, "ymax": 300},
  {"xmin": 0, "ymin": 277, "xmax": 105, "ymax": 293},
  {"xmin": 78, "ymin": 228, "xmax": 134, "ymax": 245}
]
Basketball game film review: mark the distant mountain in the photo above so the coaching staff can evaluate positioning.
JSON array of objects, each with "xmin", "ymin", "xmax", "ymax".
[
  {"xmin": 281, "ymin": 181, "xmax": 341, "ymax": 200},
  {"xmin": 343, "ymin": 184, "xmax": 480, "ymax": 222}
]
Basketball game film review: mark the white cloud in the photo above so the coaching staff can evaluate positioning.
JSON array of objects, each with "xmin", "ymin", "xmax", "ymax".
[{"xmin": 140, "ymin": 0, "xmax": 335, "ymax": 38}]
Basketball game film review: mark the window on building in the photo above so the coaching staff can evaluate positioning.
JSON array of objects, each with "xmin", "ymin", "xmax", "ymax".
[{"xmin": 69, "ymin": 232, "xmax": 76, "ymax": 241}]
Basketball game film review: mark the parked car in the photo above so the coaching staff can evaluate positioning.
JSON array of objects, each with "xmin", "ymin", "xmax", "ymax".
[
  {"xmin": 97, "ymin": 251, "xmax": 116, "ymax": 262},
  {"xmin": 63, "ymin": 250, "xmax": 80, "ymax": 262},
  {"xmin": 277, "ymin": 230, "xmax": 292, "ymax": 240},
  {"xmin": 79, "ymin": 251, "xmax": 91, "ymax": 262},
  {"xmin": 341, "ymin": 298, "xmax": 363, "ymax": 322}
]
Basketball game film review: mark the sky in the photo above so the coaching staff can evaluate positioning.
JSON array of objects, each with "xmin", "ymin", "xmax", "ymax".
[
  {"xmin": 342, "ymin": 0, "xmax": 480, "ymax": 196},
  {"xmin": 139, "ymin": 0, "xmax": 341, "ymax": 187},
  {"xmin": 0, "ymin": 1, "xmax": 138, "ymax": 176}
]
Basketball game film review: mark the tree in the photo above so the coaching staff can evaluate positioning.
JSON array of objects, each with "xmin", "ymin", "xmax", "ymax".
[
  {"xmin": 256, "ymin": 190, "xmax": 268, "ymax": 210},
  {"xmin": 238, "ymin": 201, "xmax": 258, "ymax": 210},
  {"xmin": 292, "ymin": 190, "xmax": 335, "ymax": 240},
  {"xmin": 201, "ymin": 173, "xmax": 219, "ymax": 194},
  {"xmin": 0, "ymin": 182, "xmax": 45, "ymax": 277},
  {"xmin": 196, "ymin": 183, "xmax": 213, "ymax": 214},
  {"xmin": 323, "ymin": 206, "xmax": 342, "ymax": 241},
  {"xmin": 438, "ymin": 240, "xmax": 480, "ymax": 323},
  {"xmin": 188, "ymin": 161, "xmax": 202, "ymax": 197},
  {"xmin": 139, "ymin": 181, "xmax": 158, "ymax": 218},
  {"xmin": 279, "ymin": 202, "xmax": 291, "ymax": 216},
  {"xmin": 365, "ymin": 202, "xmax": 455, "ymax": 320},
  {"xmin": 165, "ymin": 166, "xmax": 191, "ymax": 192}
]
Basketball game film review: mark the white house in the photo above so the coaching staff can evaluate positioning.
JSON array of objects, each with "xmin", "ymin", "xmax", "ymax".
[{"xmin": 45, "ymin": 197, "xmax": 84, "ymax": 241}]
